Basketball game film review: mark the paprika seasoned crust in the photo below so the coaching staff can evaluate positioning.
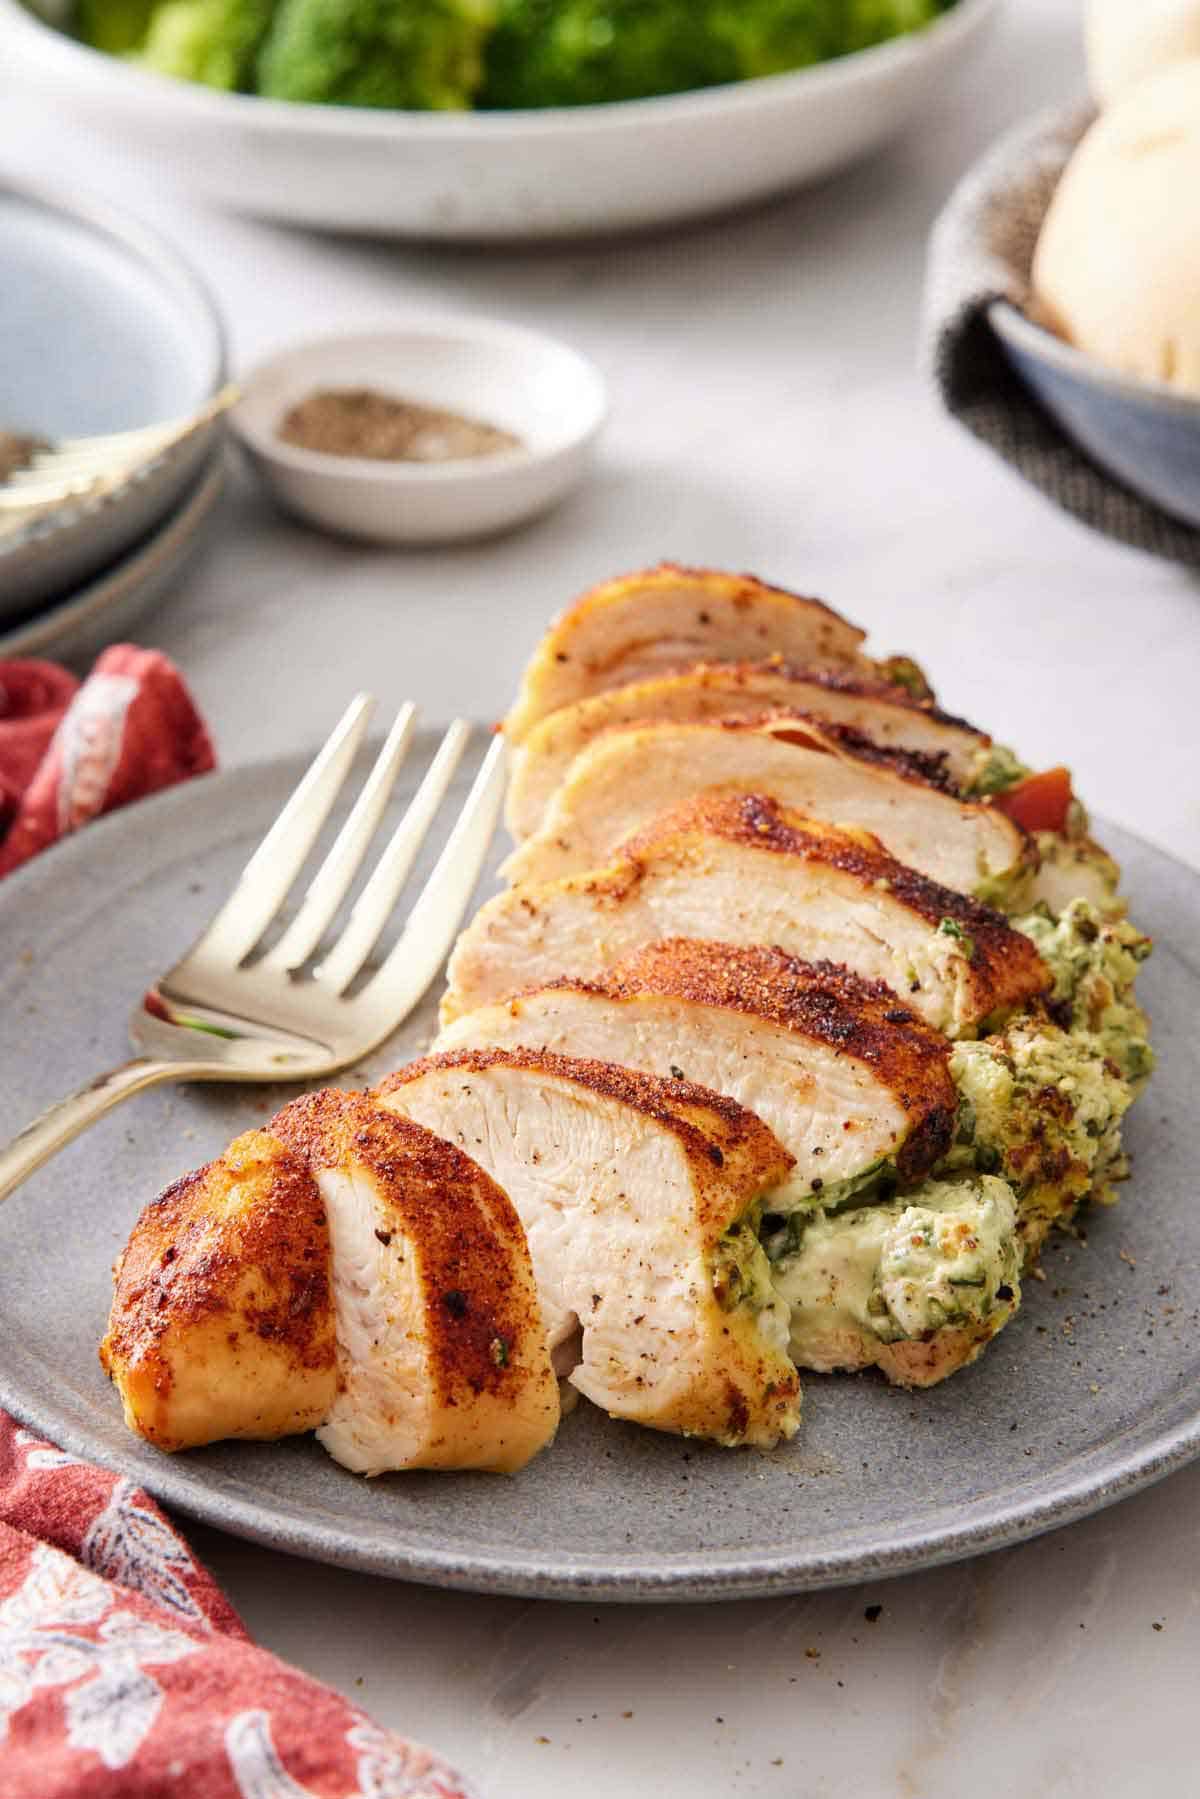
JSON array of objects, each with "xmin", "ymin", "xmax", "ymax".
[
  {"xmin": 380, "ymin": 1048, "xmax": 794, "ymax": 1230},
  {"xmin": 505, "ymin": 660, "xmax": 991, "ymax": 840},
  {"xmin": 376, "ymin": 1049, "xmax": 801, "ymax": 1450},
  {"xmin": 503, "ymin": 564, "xmax": 878, "ymax": 742},
  {"xmin": 269, "ymin": 1090, "xmax": 558, "ymax": 1476},
  {"xmin": 435, "ymin": 939, "xmax": 958, "ymax": 1212},
  {"xmin": 501, "ymin": 713, "xmax": 1031, "ymax": 900},
  {"xmin": 100, "ymin": 1129, "xmax": 338, "ymax": 1454},
  {"xmin": 442, "ymin": 792, "xmax": 1051, "ymax": 1039}
]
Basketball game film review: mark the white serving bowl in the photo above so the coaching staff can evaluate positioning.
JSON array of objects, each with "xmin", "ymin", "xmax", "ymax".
[
  {"xmin": 230, "ymin": 319, "xmax": 607, "ymax": 545},
  {"xmin": 1, "ymin": 0, "xmax": 1001, "ymax": 240}
]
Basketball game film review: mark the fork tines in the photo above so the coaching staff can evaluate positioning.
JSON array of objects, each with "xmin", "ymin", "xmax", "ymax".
[{"xmin": 181, "ymin": 696, "xmax": 505, "ymax": 1007}]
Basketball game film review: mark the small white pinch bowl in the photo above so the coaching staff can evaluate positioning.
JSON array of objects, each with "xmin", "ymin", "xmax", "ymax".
[{"xmin": 229, "ymin": 319, "xmax": 607, "ymax": 545}]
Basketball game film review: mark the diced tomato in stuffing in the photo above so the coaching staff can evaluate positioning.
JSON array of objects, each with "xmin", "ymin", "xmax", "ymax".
[{"xmin": 991, "ymin": 766, "xmax": 1074, "ymax": 834}]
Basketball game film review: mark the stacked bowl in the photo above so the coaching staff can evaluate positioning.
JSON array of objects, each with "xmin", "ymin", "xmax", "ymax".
[{"xmin": 1, "ymin": 174, "xmax": 227, "ymax": 663}]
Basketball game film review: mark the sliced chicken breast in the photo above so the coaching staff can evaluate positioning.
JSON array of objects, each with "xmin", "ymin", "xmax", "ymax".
[
  {"xmin": 270, "ymin": 1090, "xmax": 558, "ymax": 1476},
  {"xmin": 100, "ymin": 1129, "xmax": 338, "ymax": 1453},
  {"xmin": 376, "ymin": 1050, "xmax": 801, "ymax": 1449},
  {"xmin": 502, "ymin": 715, "xmax": 1030, "ymax": 902},
  {"xmin": 506, "ymin": 662, "xmax": 992, "ymax": 840},
  {"xmin": 504, "ymin": 565, "xmax": 879, "ymax": 742},
  {"xmin": 444, "ymin": 792, "xmax": 1050, "ymax": 1038},
  {"xmin": 436, "ymin": 940, "xmax": 957, "ymax": 1214}
]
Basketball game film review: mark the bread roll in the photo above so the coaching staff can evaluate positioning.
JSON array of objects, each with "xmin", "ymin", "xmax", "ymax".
[
  {"xmin": 1032, "ymin": 60, "xmax": 1200, "ymax": 394},
  {"xmin": 1086, "ymin": 0, "xmax": 1200, "ymax": 106}
]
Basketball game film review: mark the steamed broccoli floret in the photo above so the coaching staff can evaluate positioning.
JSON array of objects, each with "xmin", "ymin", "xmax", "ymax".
[
  {"xmin": 138, "ymin": 0, "xmax": 277, "ymax": 90},
  {"xmin": 63, "ymin": 0, "xmax": 956, "ymax": 107},
  {"xmin": 257, "ymin": 0, "xmax": 495, "ymax": 108},
  {"xmin": 842, "ymin": 0, "xmax": 950, "ymax": 53},
  {"xmin": 480, "ymin": 0, "xmax": 953, "ymax": 109},
  {"xmin": 76, "ymin": 0, "xmax": 158, "ymax": 55},
  {"xmin": 480, "ymin": 0, "xmax": 737, "ymax": 108},
  {"xmin": 710, "ymin": 2, "xmax": 862, "ymax": 80},
  {"xmin": 720, "ymin": 0, "xmax": 953, "ymax": 74}
]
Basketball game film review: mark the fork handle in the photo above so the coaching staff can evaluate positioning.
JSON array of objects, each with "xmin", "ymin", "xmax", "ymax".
[{"xmin": 0, "ymin": 1058, "xmax": 194, "ymax": 1204}]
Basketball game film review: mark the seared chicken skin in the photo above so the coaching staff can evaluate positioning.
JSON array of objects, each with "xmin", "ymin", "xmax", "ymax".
[
  {"xmin": 103, "ymin": 1104, "xmax": 558, "ymax": 1475},
  {"xmin": 435, "ymin": 940, "xmax": 957, "ymax": 1215},
  {"xmin": 506, "ymin": 661, "xmax": 992, "ymax": 841},
  {"xmin": 444, "ymin": 792, "xmax": 1050, "ymax": 1037},
  {"xmin": 377, "ymin": 1050, "xmax": 801, "ymax": 1450},
  {"xmin": 269, "ymin": 1090, "xmax": 559, "ymax": 1475},
  {"xmin": 501, "ymin": 714, "xmax": 1030, "ymax": 900},
  {"xmin": 100, "ymin": 1130, "xmax": 338, "ymax": 1453},
  {"xmin": 503, "ymin": 565, "xmax": 882, "ymax": 742}
]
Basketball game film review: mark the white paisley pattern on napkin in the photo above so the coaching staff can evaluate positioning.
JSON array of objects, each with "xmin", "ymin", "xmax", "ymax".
[
  {"xmin": 82, "ymin": 1481, "xmax": 208, "ymax": 1628},
  {"xmin": 0, "ymin": 1415, "xmax": 480, "ymax": 1798},
  {"xmin": 0, "ymin": 1544, "xmax": 198, "ymax": 1769},
  {"xmin": 53, "ymin": 672, "xmax": 139, "ymax": 835}
]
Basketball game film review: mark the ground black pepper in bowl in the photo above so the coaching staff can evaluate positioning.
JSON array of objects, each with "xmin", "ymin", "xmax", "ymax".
[{"xmin": 277, "ymin": 387, "xmax": 523, "ymax": 464}]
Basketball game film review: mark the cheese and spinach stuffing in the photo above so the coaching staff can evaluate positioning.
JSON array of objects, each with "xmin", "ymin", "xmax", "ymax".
[
  {"xmin": 750, "ymin": 876, "xmax": 1153, "ymax": 1367},
  {"xmin": 770, "ymin": 1176, "xmax": 1021, "ymax": 1366}
]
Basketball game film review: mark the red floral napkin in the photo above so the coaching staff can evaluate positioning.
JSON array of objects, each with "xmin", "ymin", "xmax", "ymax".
[
  {"xmin": 0, "ymin": 646, "xmax": 215, "ymax": 878},
  {"xmin": 0, "ymin": 1414, "xmax": 476, "ymax": 1797}
]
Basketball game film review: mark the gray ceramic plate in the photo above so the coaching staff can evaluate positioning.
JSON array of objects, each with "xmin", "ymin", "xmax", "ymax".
[
  {"xmin": 0, "ymin": 457, "xmax": 224, "ymax": 665},
  {"xmin": 0, "ymin": 173, "xmax": 227, "ymax": 617},
  {"xmin": 0, "ymin": 735, "xmax": 1196, "ymax": 1602}
]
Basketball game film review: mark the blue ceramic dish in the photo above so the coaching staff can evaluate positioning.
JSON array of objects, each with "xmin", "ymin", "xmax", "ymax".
[
  {"xmin": 0, "ymin": 173, "xmax": 227, "ymax": 620},
  {"xmin": 990, "ymin": 299, "xmax": 1200, "ymax": 531}
]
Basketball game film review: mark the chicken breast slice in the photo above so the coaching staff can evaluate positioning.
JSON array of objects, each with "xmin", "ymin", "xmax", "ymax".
[
  {"xmin": 376, "ymin": 1050, "xmax": 801, "ymax": 1450},
  {"xmin": 502, "ymin": 715, "xmax": 1030, "ymax": 902},
  {"xmin": 506, "ymin": 662, "xmax": 992, "ymax": 841},
  {"xmin": 100, "ymin": 1129, "xmax": 337, "ymax": 1453},
  {"xmin": 436, "ymin": 940, "xmax": 957, "ymax": 1215},
  {"xmin": 270, "ymin": 1090, "xmax": 558, "ymax": 1476},
  {"xmin": 444, "ymin": 792, "xmax": 1050, "ymax": 1038},
  {"xmin": 504, "ymin": 564, "xmax": 881, "ymax": 742},
  {"xmin": 767, "ymin": 1175, "xmax": 1022, "ymax": 1388}
]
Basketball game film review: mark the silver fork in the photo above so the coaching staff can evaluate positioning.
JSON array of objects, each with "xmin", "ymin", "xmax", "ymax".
[{"xmin": 0, "ymin": 695, "xmax": 506, "ymax": 1204}]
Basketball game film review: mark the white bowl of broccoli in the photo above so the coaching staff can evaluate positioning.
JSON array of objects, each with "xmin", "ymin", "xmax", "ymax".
[{"xmin": 5, "ymin": 0, "xmax": 1000, "ymax": 239}]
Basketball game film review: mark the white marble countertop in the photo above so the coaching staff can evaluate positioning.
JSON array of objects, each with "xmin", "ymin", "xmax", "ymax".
[{"xmin": 6, "ymin": 1, "xmax": 1200, "ymax": 1793}]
